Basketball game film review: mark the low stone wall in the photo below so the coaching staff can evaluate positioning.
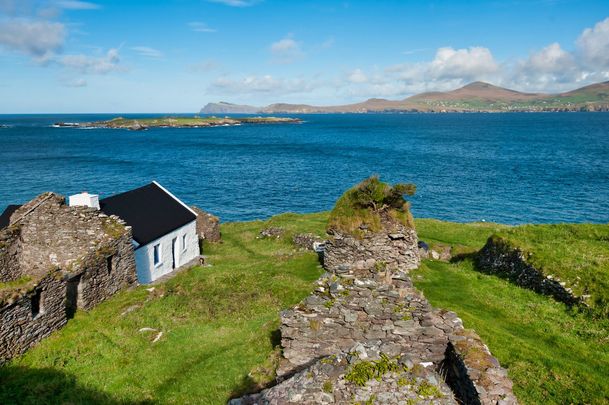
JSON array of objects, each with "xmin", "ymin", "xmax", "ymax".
[
  {"xmin": 476, "ymin": 236, "xmax": 581, "ymax": 307},
  {"xmin": 0, "ymin": 273, "xmax": 67, "ymax": 363},
  {"xmin": 323, "ymin": 225, "xmax": 420, "ymax": 274}
]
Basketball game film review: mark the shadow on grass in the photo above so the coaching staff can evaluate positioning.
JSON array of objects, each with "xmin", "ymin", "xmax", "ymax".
[
  {"xmin": 228, "ymin": 327, "xmax": 284, "ymax": 401},
  {"xmin": 0, "ymin": 365, "xmax": 152, "ymax": 405}
]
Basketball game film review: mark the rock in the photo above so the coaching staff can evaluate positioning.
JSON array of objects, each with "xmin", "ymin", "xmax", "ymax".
[
  {"xmin": 258, "ymin": 227, "xmax": 284, "ymax": 239},
  {"xmin": 191, "ymin": 206, "xmax": 221, "ymax": 242},
  {"xmin": 292, "ymin": 233, "xmax": 324, "ymax": 250}
]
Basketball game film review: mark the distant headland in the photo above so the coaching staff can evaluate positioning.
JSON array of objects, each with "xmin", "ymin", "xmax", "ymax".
[
  {"xmin": 53, "ymin": 116, "xmax": 301, "ymax": 131},
  {"xmin": 201, "ymin": 81, "xmax": 609, "ymax": 114}
]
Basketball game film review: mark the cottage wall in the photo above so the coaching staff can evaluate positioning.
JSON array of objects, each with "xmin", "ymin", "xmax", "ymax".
[
  {"xmin": 0, "ymin": 226, "xmax": 22, "ymax": 283},
  {"xmin": 0, "ymin": 192, "xmax": 138, "ymax": 364},
  {"xmin": 0, "ymin": 272, "xmax": 67, "ymax": 363},
  {"xmin": 70, "ymin": 230, "xmax": 137, "ymax": 311},
  {"xmin": 134, "ymin": 220, "xmax": 199, "ymax": 283}
]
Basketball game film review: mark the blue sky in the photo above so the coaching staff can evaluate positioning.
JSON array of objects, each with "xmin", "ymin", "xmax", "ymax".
[{"xmin": 0, "ymin": 0, "xmax": 608, "ymax": 112}]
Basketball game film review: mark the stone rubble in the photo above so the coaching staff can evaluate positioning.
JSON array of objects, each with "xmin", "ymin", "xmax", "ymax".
[
  {"xmin": 292, "ymin": 233, "xmax": 324, "ymax": 251},
  {"xmin": 259, "ymin": 227, "xmax": 285, "ymax": 239}
]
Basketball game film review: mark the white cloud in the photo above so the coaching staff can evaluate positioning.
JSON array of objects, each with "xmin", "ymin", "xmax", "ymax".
[
  {"xmin": 0, "ymin": 18, "xmax": 65, "ymax": 61},
  {"xmin": 321, "ymin": 37, "xmax": 335, "ymax": 49},
  {"xmin": 348, "ymin": 68, "xmax": 367, "ymax": 83},
  {"xmin": 428, "ymin": 46, "xmax": 499, "ymax": 80},
  {"xmin": 61, "ymin": 77, "xmax": 87, "ymax": 87},
  {"xmin": 188, "ymin": 21, "xmax": 216, "ymax": 33},
  {"xmin": 131, "ymin": 46, "xmax": 163, "ymax": 58},
  {"xmin": 61, "ymin": 48, "xmax": 123, "ymax": 74},
  {"xmin": 189, "ymin": 59, "xmax": 221, "ymax": 72},
  {"xmin": 56, "ymin": 1, "xmax": 101, "ymax": 10},
  {"xmin": 209, "ymin": 74, "xmax": 319, "ymax": 95},
  {"xmin": 270, "ymin": 35, "xmax": 303, "ymax": 64},
  {"xmin": 206, "ymin": 0, "xmax": 260, "ymax": 6},
  {"xmin": 577, "ymin": 17, "xmax": 609, "ymax": 69}
]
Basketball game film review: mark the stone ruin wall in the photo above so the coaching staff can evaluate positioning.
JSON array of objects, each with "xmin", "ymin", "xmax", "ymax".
[
  {"xmin": 323, "ymin": 223, "xmax": 420, "ymax": 274},
  {"xmin": 0, "ymin": 226, "xmax": 22, "ymax": 283},
  {"xmin": 0, "ymin": 193, "xmax": 137, "ymax": 364},
  {"xmin": 0, "ymin": 273, "xmax": 67, "ymax": 363},
  {"xmin": 233, "ymin": 224, "xmax": 517, "ymax": 405},
  {"xmin": 476, "ymin": 237, "xmax": 581, "ymax": 307}
]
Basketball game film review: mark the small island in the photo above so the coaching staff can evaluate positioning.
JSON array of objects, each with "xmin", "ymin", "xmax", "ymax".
[{"xmin": 53, "ymin": 116, "xmax": 302, "ymax": 130}]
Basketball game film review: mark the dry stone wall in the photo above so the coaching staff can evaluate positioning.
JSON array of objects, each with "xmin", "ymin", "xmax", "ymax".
[
  {"xmin": 0, "ymin": 273, "xmax": 67, "ymax": 362},
  {"xmin": 324, "ymin": 224, "xmax": 420, "ymax": 274},
  {"xmin": 191, "ymin": 206, "xmax": 221, "ymax": 243},
  {"xmin": 232, "ymin": 225, "xmax": 516, "ymax": 405},
  {"xmin": 476, "ymin": 237, "xmax": 581, "ymax": 307},
  {"xmin": 0, "ymin": 226, "xmax": 22, "ymax": 283},
  {"xmin": 0, "ymin": 192, "xmax": 137, "ymax": 364}
]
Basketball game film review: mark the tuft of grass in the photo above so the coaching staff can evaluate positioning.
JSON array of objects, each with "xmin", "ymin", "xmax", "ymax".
[
  {"xmin": 344, "ymin": 354, "xmax": 401, "ymax": 387},
  {"xmin": 413, "ymin": 259, "xmax": 609, "ymax": 404},
  {"xmin": 327, "ymin": 176, "xmax": 415, "ymax": 237}
]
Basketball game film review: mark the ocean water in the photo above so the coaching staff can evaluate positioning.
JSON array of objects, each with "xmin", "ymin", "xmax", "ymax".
[{"xmin": 0, "ymin": 113, "xmax": 608, "ymax": 224}]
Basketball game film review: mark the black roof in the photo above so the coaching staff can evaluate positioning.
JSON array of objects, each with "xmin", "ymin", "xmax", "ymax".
[
  {"xmin": 100, "ymin": 182, "xmax": 196, "ymax": 246},
  {"xmin": 0, "ymin": 204, "xmax": 21, "ymax": 229}
]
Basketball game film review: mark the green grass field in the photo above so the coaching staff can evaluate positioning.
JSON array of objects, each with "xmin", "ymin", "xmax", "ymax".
[
  {"xmin": 492, "ymin": 224, "xmax": 609, "ymax": 316},
  {"xmin": 1, "ymin": 212, "xmax": 608, "ymax": 404}
]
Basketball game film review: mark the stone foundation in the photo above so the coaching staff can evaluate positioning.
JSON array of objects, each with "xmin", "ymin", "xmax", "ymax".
[
  {"xmin": 476, "ymin": 236, "xmax": 581, "ymax": 307},
  {"xmin": 231, "ymin": 226, "xmax": 516, "ymax": 404}
]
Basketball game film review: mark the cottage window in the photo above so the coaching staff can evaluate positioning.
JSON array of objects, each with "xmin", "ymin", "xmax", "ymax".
[
  {"xmin": 182, "ymin": 234, "xmax": 187, "ymax": 251},
  {"xmin": 153, "ymin": 243, "xmax": 161, "ymax": 266},
  {"xmin": 31, "ymin": 289, "xmax": 44, "ymax": 318}
]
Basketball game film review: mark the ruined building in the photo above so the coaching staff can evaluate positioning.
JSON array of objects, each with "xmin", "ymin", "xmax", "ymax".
[{"xmin": 0, "ymin": 193, "xmax": 137, "ymax": 364}]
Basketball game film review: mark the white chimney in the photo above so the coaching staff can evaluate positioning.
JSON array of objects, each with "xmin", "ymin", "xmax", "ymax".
[{"xmin": 69, "ymin": 192, "xmax": 100, "ymax": 210}]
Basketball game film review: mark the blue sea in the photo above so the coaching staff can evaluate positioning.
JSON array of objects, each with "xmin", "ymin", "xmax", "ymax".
[{"xmin": 0, "ymin": 113, "xmax": 608, "ymax": 224}]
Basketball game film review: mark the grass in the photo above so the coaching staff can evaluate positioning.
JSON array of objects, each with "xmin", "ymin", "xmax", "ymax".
[
  {"xmin": 2, "ymin": 211, "xmax": 608, "ymax": 404},
  {"xmin": 0, "ymin": 213, "xmax": 327, "ymax": 405},
  {"xmin": 492, "ymin": 224, "xmax": 609, "ymax": 315},
  {"xmin": 414, "ymin": 218, "xmax": 509, "ymax": 255},
  {"xmin": 412, "ymin": 259, "xmax": 609, "ymax": 404}
]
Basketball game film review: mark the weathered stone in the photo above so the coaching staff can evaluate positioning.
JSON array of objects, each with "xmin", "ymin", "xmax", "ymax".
[
  {"xmin": 191, "ymin": 205, "xmax": 221, "ymax": 243},
  {"xmin": 292, "ymin": 233, "xmax": 323, "ymax": 251},
  {"xmin": 0, "ymin": 193, "xmax": 137, "ymax": 364}
]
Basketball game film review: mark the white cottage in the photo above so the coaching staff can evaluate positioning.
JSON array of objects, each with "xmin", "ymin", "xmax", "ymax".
[{"xmin": 73, "ymin": 181, "xmax": 200, "ymax": 283}]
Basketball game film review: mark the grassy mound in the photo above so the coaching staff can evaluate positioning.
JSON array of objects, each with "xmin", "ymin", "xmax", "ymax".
[
  {"xmin": 490, "ymin": 224, "xmax": 609, "ymax": 317},
  {"xmin": 327, "ymin": 176, "xmax": 416, "ymax": 237}
]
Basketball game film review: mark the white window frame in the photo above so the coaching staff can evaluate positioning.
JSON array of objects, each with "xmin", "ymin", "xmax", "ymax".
[
  {"xmin": 153, "ymin": 243, "xmax": 162, "ymax": 267},
  {"xmin": 182, "ymin": 234, "xmax": 188, "ymax": 252}
]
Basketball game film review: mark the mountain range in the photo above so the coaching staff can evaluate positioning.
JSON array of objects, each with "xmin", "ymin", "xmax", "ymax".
[{"xmin": 201, "ymin": 81, "xmax": 609, "ymax": 114}]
